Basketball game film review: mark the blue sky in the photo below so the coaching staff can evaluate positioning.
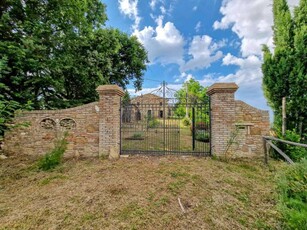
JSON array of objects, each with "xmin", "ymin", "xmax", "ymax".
[{"xmin": 103, "ymin": 0, "xmax": 299, "ymax": 112}]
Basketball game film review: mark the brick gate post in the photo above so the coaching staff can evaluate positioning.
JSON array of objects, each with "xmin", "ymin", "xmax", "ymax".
[
  {"xmin": 207, "ymin": 83, "xmax": 239, "ymax": 156},
  {"xmin": 96, "ymin": 85, "xmax": 125, "ymax": 159}
]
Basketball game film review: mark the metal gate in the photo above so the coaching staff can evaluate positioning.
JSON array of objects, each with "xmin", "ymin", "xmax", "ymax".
[{"xmin": 120, "ymin": 95, "xmax": 211, "ymax": 156}]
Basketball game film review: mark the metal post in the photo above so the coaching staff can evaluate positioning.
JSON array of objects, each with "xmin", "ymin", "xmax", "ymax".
[
  {"xmin": 185, "ymin": 83, "xmax": 189, "ymax": 118},
  {"xmin": 163, "ymin": 81, "xmax": 166, "ymax": 154},
  {"xmin": 192, "ymin": 107, "xmax": 195, "ymax": 151}
]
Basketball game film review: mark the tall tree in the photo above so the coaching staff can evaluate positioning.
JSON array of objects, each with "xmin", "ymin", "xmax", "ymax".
[
  {"xmin": 174, "ymin": 79, "xmax": 208, "ymax": 118},
  {"xmin": 262, "ymin": 0, "xmax": 306, "ymax": 136},
  {"xmin": 0, "ymin": 0, "xmax": 148, "ymax": 109}
]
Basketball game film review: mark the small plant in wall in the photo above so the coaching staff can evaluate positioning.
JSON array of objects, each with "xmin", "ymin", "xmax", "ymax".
[
  {"xmin": 223, "ymin": 127, "xmax": 239, "ymax": 161},
  {"xmin": 37, "ymin": 132, "xmax": 68, "ymax": 171}
]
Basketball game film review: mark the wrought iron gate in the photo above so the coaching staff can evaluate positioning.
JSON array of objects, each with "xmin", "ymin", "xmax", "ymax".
[{"xmin": 120, "ymin": 95, "xmax": 211, "ymax": 156}]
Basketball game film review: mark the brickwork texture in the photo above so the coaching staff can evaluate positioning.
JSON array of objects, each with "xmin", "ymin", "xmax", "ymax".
[{"xmin": 4, "ymin": 83, "xmax": 269, "ymax": 158}]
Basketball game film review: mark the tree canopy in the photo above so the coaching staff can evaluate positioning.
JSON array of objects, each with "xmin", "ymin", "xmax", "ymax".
[
  {"xmin": 174, "ymin": 79, "xmax": 208, "ymax": 118},
  {"xmin": 262, "ymin": 0, "xmax": 307, "ymax": 137},
  {"xmin": 0, "ymin": 0, "xmax": 148, "ymax": 110}
]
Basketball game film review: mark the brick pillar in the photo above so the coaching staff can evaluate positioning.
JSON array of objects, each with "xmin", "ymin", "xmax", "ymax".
[
  {"xmin": 96, "ymin": 85, "xmax": 125, "ymax": 159},
  {"xmin": 207, "ymin": 83, "xmax": 239, "ymax": 156}
]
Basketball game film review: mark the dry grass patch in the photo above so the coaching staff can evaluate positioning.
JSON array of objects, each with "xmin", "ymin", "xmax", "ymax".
[{"xmin": 0, "ymin": 154, "xmax": 284, "ymax": 229}]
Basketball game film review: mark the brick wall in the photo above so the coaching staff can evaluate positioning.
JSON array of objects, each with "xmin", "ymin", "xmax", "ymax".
[
  {"xmin": 4, "ymin": 83, "xmax": 269, "ymax": 158},
  {"xmin": 207, "ymin": 83, "xmax": 270, "ymax": 157},
  {"xmin": 234, "ymin": 100, "xmax": 270, "ymax": 156},
  {"xmin": 3, "ymin": 102, "xmax": 100, "ymax": 157},
  {"xmin": 4, "ymin": 85, "xmax": 124, "ymax": 158}
]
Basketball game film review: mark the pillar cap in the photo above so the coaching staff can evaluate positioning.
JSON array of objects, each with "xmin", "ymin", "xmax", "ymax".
[
  {"xmin": 96, "ymin": 85, "xmax": 125, "ymax": 97},
  {"xmin": 207, "ymin": 83, "xmax": 238, "ymax": 96}
]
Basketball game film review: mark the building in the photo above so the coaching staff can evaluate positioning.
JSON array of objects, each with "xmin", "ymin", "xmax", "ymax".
[{"xmin": 122, "ymin": 94, "xmax": 170, "ymax": 122}]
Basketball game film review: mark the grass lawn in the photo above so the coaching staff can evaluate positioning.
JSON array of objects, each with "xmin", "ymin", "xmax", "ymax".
[{"xmin": 0, "ymin": 155, "xmax": 285, "ymax": 229}]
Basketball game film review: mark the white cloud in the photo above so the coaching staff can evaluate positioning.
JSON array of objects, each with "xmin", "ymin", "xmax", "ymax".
[
  {"xmin": 133, "ymin": 17, "xmax": 185, "ymax": 65},
  {"xmin": 195, "ymin": 21, "xmax": 201, "ymax": 32},
  {"xmin": 180, "ymin": 35, "xmax": 223, "ymax": 72},
  {"xmin": 213, "ymin": 0, "xmax": 300, "ymax": 57},
  {"xmin": 215, "ymin": 53, "xmax": 267, "ymax": 109},
  {"xmin": 211, "ymin": 0, "xmax": 300, "ymax": 110},
  {"xmin": 160, "ymin": 6, "xmax": 166, "ymax": 14},
  {"xmin": 174, "ymin": 72, "xmax": 194, "ymax": 83},
  {"xmin": 150, "ymin": 0, "xmax": 164, "ymax": 10},
  {"xmin": 118, "ymin": 0, "xmax": 141, "ymax": 30},
  {"xmin": 213, "ymin": 0, "xmax": 274, "ymax": 57}
]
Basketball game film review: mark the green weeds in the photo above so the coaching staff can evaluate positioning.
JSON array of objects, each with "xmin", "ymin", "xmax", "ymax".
[{"xmin": 37, "ymin": 133, "xmax": 68, "ymax": 171}]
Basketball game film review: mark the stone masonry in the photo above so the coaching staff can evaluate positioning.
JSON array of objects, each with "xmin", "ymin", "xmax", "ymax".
[
  {"xmin": 4, "ymin": 85, "xmax": 124, "ymax": 158},
  {"xmin": 207, "ymin": 83, "xmax": 270, "ymax": 156},
  {"xmin": 4, "ymin": 83, "xmax": 269, "ymax": 158},
  {"xmin": 3, "ymin": 102, "xmax": 100, "ymax": 157}
]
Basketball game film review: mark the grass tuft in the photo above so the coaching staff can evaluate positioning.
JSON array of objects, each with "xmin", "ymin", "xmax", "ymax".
[{"xmin": 37, "ymin": 133, "xmax": 68, "ymax": 171}]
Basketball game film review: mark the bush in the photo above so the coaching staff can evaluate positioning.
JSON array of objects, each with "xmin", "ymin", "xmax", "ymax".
[
  {"xmin": 277, "ymin": 159, "xmax": 307, "ymax": 229},
  {"xmin": 38, "ymin": 133, "xmax": 68, "ymax": 171},
  {"xmin": 182, "ymin": 117, "xmax": 191, "ymax": 126},
  {"xmin": 147, "ymin": 117, "xmax": 159, "ymax": 128},
  {"xmin": 131, "ymin": 132, "xmax": 144, "ymax": 139},
  {"xmin": 195, "ymin": 130, "xmax": 210, "ymax": 142},
  {"xmin": 284, "ymin": 130, "xmax": 307, "ymax": 161}
]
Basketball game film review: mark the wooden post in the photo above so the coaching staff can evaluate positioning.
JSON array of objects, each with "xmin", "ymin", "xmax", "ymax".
[{"xmin": 282, "ymin": 97, "xmax": 286, "ymax": 136}]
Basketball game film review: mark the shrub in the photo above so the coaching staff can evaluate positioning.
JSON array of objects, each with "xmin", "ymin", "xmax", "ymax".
[
  {"xmin": 195, "ymin": 130, "xmax": 210, "ymax": 142},
  {"xmin": 182, "ymin": 117, "xmax": 191, "ymax": 126},
  {"xmin": 38, "ymin": 133, "xmax": 68, "ymax": 171},
  {"xmin": 277, "ymin": 159, "xmax": 307, "ymax": 229},
  {"xmin": 283, "ymin": 130, "xmax": 307, "ymax": 161},
  {"xmin": 131, "ymin": 132, "xmax": 144, "ymax": 139},
  {"xmin": 147, "ymin": 117, "xmax": 159, "ymax": 128}
]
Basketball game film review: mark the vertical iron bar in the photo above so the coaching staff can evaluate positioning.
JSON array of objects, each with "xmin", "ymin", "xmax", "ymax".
[
  {"xmin": 209, "ymin": 96, "xmax": 212, "ymax": 156},
  {"xmin": 163, "ymin": 81, "xmax": 166, "ymax": 155},
  {"xmin": 120, "ymin": 98, "xmax": 122, "ymax": 155},
  {"xmin": 192, "ymin": 107, "xmax": 195, "ymax": 151}
]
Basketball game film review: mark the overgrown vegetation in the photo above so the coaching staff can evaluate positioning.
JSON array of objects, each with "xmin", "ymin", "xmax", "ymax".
[
  {"xmin": 283, "ymin": 130, "xmax": 307, "ymax": 161},
  {"xmin": 147, "ymin": 116, "xmax": 159, "ymax": 128},
  {"xmin": 276, "ymin": 159, "xmax": 307, "ymax": 229},
  {"xmin": 195, "ymin": 131, "xmax": 210, "ymax": 142},
  {"xmin": 37, "ymin": 134, "xmax": 68, "ymax": 171}
]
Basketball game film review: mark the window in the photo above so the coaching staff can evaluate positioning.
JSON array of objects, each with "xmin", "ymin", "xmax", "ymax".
[{"xmin": 159, "ymin": 110, "xmax": 163, "ymax": 118}]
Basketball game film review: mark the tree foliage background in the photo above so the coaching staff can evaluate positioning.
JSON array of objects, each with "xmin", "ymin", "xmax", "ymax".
[
  {"xmin": 174, "ymin": 79, "xmax": 209, "ymax": 122},
  {"xmin": 262, "ymin": 0, "xmax": 306, "ymax": 139},
  {"xmin": 0, "ymin": 0, "xmax": 148, "ymax": 137}
]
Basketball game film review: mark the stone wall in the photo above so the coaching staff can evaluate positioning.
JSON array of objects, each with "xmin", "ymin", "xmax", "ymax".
[
  {"xmin": 207, "ymin": 83, "xmax": 270, "ymax": 157},
  {"xmin": 234, "ymin": 100, "xmax": 270, "ymax": 156},
  {"xmin": 4, "ymin": 83, "xmax": 269, "ymax": 158},
  {"xmin": 3, "ymin": 102, "xmax": 100, "ymax": 157},
  {"xmin": 4, "ymin": 85, "xmax": 124, "ymax": 158}
]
